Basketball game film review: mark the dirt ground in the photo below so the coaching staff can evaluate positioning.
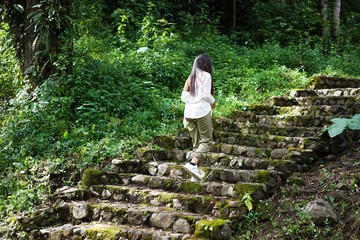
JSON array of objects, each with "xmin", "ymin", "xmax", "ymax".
[{"xmin": 234, "ymin": 150, "xmax": 360, "ymax": 240}]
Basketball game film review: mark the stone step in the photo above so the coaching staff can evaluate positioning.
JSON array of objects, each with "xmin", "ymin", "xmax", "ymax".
[
  {"xmin": 103, "ymin": 162, "xmax": 285, "ymax": 193},
  {"xmin": 134, "ymin": 145, "xmax": 316, "ymax": 169},
  {"xmin": 34, "ymin": 222, "xmax": 193, "ymax": 240},
  {"xmin": 229, "ymin": 113, "xmax": 339, "ymax": 127},
  {"xmin": 310, "ymin": 75, "xmax": 360, "ymax": 89},
  {"xmin": 45, "ymin": 200, "xmax": 233, "ymax": 239},
  {"xmin": 269, "ymin": 95, "xmax": 359, "ymax": 107},
  {"xmin": 209, "ymin": 144, "xmax": 316, "ymax": 166},
  {"xmin": 112, "ymin": 156, "xmax": 304, "ymax": 181},
  {"xmin": 288, "ymin": 87, "xmax": 360, "ymax": 98},
  {"xmin": 111, "ymin": 152, "xmax": 301, "ymax": 176},
  {"xmin": 120, "ymin": 174, "xmax": 270, "ymax": 200},
  {"xmin": 214, "ymin": 118, "xmax": 323, "ymax": 137},
  {"xmin": 86, "ymin": 185, "xmax": 246, "ymax": 218},
  {"xmin": 276, "ymin": 104, "xmax": 359, "ymax": 117},
  {"xmin": 213, "ymin": 131, "xmax": 327, "ymax": 151}
]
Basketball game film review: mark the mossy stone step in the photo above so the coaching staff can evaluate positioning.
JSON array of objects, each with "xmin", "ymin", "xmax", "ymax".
[
  {"xmin": 214, "ymin": 118, "xmax": 323, "ymax": 137},
  {"xmin": 207, "ymin": 149, "xmax": 305, "ymax": 171},
  {"xmin": 119, "ymin": 174, "xmax": 269, "ymax": 200},
  {"xmin": 87, "ymin": 185, "xmax": 246, "ymax": 218},
  {"xmin": 228, "ymin": 112, "xmax": 339, "ymax": 127},
  {"xmin": 310, "ymin": 75, "xmax": 360, "ymax": 89},
  {"xmin": 55, "ymin": 200, "xmax": 234, "ymax": 237},
  {"xmin": 269, "ymin": 95, "xmax": 359, "ymax": 107},
  {"xmin": 213, "ymin": 131, "xmax": 328, "ymax": 151},
  {"xmin": 289, "ymin": 87, "xmax": 360, "ymax": 97},
  {"xmin": 276, "ymin": 104, "xmax": 360, "ymax": 117},
  {"xmin": 35, "ymin": 222, "xmax": 193, "ymax": 240}
]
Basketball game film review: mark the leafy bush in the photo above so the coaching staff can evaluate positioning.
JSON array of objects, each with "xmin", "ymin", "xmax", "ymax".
[{"xmin": 1, "ymin": 0, "xmax": 360, "ymax": 221}]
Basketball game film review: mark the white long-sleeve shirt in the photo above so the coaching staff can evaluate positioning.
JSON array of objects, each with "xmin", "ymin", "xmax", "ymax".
[{"xmin": 181, "ymin": 69, "xmax": 215, "ymax": 119}]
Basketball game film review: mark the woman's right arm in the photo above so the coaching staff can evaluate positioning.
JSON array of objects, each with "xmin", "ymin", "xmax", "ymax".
[
  {"xmin": 183, "ymin": 77, "xmax": 190, "ymax": 92},
  {"xmin": 181, "ymin": 76, "xmax": 191, "ymax": 102}
]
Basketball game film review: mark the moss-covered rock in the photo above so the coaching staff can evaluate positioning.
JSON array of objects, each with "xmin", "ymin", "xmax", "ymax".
[
  {"xmin": 233, "ymin": 182, "xmax": 266, "ymax": 200},
  {"xmin": 153, "ymin": 135, "xmax": 176, "ymax": 149},
  {"xmin": 86, "ymin": 225, "xmax": 124, "ymax": 240},
  {"xmin": 81, "ymin": 168, "xmax": 105, "ymax": 189},
  {"xmin": 194, "ymin": 219, "xmax": 232, "ymax": 240},
  {"xmin": 178, "ymin": 182, "xmax": 203, "ymax": 194},
  {"xmin": 252, "ymin": 170, "xmax": 271, "ymax": 183}
]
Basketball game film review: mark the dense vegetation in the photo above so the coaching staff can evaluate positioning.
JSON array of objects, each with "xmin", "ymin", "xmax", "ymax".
[{"xmin": 0, "ymin": 0, "xmax": 359, "ymax": 234}]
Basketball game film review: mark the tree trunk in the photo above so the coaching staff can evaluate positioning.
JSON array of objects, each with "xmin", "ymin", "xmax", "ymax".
[
  {"xmin": 321, "ymin": 0, "xmax": 329, "ymax": 37},
  {"xmin": 232, "ymin": 0, "xmax": 236, "ymax": 29},
  {"xmin": 3, "ymin": 0, "xmax": 38, "ymax": 82},
  {"xmin": 2, "ymin": 0, "xmax": 72, "ymax": 91},
  {"xmin": 333, "ymin": 0, "xmax": 341, "ymax": 40}
]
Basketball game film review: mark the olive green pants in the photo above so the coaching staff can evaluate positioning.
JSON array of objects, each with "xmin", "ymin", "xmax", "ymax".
[{"xmin": 186, "ymin": 111, "xmax": 213, "ymax": 161}]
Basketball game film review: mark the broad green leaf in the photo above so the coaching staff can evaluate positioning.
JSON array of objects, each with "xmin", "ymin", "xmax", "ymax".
[
  {"xmin": 327, "ymin": 118, "xmax": 350, "ymax": 138},
  {"xmin": 348, "ymin": 114, "xmax": 360, "ymax": 130}
]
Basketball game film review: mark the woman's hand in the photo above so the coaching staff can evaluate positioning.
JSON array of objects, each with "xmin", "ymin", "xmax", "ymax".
[{"xmin": 211, "ymin": 101, "xmax": 216, "ymax": 109}]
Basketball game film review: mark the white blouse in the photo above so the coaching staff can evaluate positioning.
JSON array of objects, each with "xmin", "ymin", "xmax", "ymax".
[{"xmin": 181, "ymin": 69, "xmax": 215, "ymax": 120}]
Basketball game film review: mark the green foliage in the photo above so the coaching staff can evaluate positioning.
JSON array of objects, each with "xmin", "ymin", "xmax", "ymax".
[
  {"xmin": 242, "ymin": 193, "xmax": 253, "ymax": 211},
  {"xmin": 323, "ymin": 114, "xmax": 360, "ymax": 153},
  {"xmin": 0, "ymin": 22, "xmax": 22, "ymax": 102},
  {"xmin": 1, "ymin": 0, "xmax": 360, "ymax": 224},
  {"xmin": 325, "ymin": 114, "xmax": 360, "ymax": 138}
]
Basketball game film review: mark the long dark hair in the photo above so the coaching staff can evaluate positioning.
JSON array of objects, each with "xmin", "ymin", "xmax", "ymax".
[{"xmin": 189, "ymin": 53, "xmax": 214, "ymax": 96}]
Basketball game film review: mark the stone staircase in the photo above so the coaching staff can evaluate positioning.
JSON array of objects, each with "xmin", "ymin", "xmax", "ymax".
[{"xmin": 16, "ymin": 76, "xmax": 360, "ymax": 240}]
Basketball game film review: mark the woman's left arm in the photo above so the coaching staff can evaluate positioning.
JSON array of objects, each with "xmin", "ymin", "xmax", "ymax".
[{"xmin": 203, "ymin": 74, "xmax": 215, "ymax": 104}]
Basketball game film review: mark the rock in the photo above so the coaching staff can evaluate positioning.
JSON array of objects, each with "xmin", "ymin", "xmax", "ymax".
[
  {"xmin": 149, "ymin": 212, "xmax": 175, "ymax": 229},
  {"xmin": 336, "ymin": 182, "xmax": 349, "ymax": 190},
  {"xmin": 131, "ymin": 175, "xmax": 148, "ymax": 183},
  {"xmin": 169, "ymin": 149, "xmax": 185, "ymax": 161},
  {"xmin": 270, "ymin": 149, "xmax": 289, "ymax": 159},
  {"xmin": 173, "ymin": 218, "xmax": 191, "ymax": 234},
  {"xmin": 230, "ymin": 158, "xmax": 243, "ymax": 169},
  {"xmin": 158, "ymin": 163, "xmax": 176, "ymax": 176},
  {"xmin": 194, "ymin": 219, "xmax": 232, "ymax": 240},
  {"xmin": 169, "ymin": 168, "xmax": 183, "ymax": 179},
  {"xmin": 304, "ymin": 198, "xmax": 339, "ymax": 226},
  {"xmin": 172, "ymin": 199, "xmax": 182, "ymax": 209},
  {"xmin": 324, "ymin": 154, "xmax": 337, "ymax": 162},
  {"xmin": 62, "ymin": 224, "xmax": 75, "ymax": 237},
  {"xmin": 148, "ymin": 162, "xmax": 158, "ymax": 176},
  {"xmin": 72, "ymin": 203, "xmax": 89, "ymax": 220},
  {"xmin": 111, "ymin": 158, "xmax": 123, "ymax": 165},
  {"xmin": 221, "ymin": 185, "xmax": 235, "ymax": 197}
]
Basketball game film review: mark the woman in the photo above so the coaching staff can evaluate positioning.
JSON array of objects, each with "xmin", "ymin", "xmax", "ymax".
[{"xmin": 181, "ymin": 53, "xmax": 215, "ymax": 182}]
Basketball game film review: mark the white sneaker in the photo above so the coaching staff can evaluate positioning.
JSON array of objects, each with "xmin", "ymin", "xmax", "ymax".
[
  {"xmin": 186, "ymin": 151, "xmax": 194, "ymax": 161},
  {"xmin": 190, "ymin": 169, "xmax": 205, "ymax": 182},
  {"xmin": 184, "ymin": 162, "xmax": 203, "ymax": 181}
]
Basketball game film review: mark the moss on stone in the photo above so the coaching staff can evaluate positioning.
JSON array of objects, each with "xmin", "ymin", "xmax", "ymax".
[
  {"xmin": 153, "ymin": 135, "xmax": 176, "ymax": 149},
  {"xmin": 194, "ymin": 219, "xmax": 230, "ymax": 239},
  {"xmin": 287, "ymin": 176, "xmax": 306, "ymax": 186},
  {"xmin": 156, "ymin": 193, "xmax": 176, "ymax": 203},
  {"xmin": 253, "ymin": 170, "xmax": 271, "ymax": 183},
  {"xmin": 234, "ymin": 183, "xmax": 263, "ymax": 198},
  {"xmin": 178, "ymin": 182, "xmax": 203, "ymax": 194},
  {"xmin": 81, "ymin": 168, "xmax": 105, "ymax": 189},
  {"xmin": 162, "ymin": 178, "xmax": 175, "ymax": 189},
  {"xmin": 89, "ymin": 204, "xmax": 126, "ymax": 215},
  {"xmin": 85, "ymin": 225, "xmax": 124, "ymax": 240},
  {"xmin": 269, "ymin": 160, "xmax": 291, "ymax": 172}
]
